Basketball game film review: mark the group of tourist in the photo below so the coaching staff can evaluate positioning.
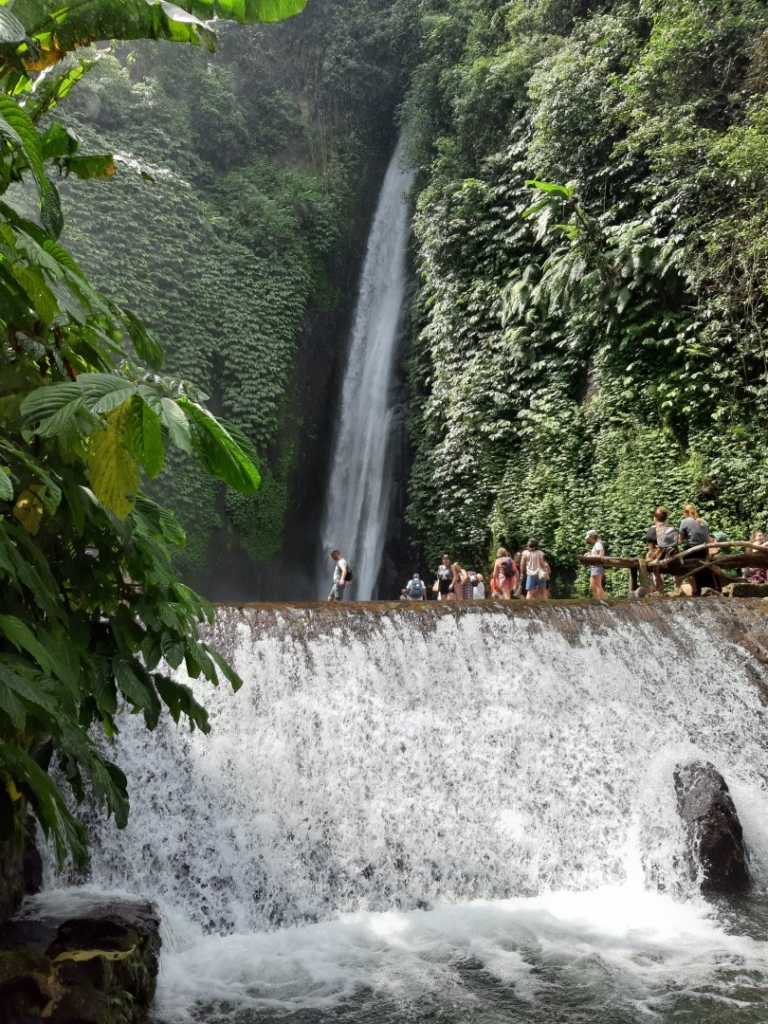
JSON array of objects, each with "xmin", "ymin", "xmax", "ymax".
[
  {"xmin": 581, "ymin": 504, "xmax": 768, "ymax": 597},
  {"xmin": 327, "ymin": 503, "xmax": 768, "ymax": 602},
  {"xmin": 425, "ymin": 539, "xmax": 553, "ymax": 602}
]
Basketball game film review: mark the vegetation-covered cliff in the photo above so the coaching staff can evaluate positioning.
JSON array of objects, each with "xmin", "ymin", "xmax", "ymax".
[
  {"xmin": 57, "ymin": 0, "xmax": 415, "ymax": 593},
  {"xmin": 403, "ymin": 0, "xmax": 768, "ymax": 594}
]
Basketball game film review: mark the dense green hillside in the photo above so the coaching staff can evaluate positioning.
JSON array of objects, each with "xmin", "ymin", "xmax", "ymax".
[
  {"xmin": 55, "ymin": 0, "xmax": 413, "ymax": 584},
  {"xmin": 403, "ymin": 0, "xmax": 768, "ymax": 594}
]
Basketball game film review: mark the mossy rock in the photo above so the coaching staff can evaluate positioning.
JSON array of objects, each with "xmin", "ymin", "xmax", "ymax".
[{"xmin": 0, "ymin": 900, "xmax": 160, "ymax": 1024}]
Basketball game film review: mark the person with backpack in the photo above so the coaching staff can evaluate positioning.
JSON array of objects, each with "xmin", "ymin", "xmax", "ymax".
[
  {"xmin": 520, "ymin": 538, "xmax": 551, "ymax": 600},
  {"xmin": 405, "ymin": 574, "xmax": 426, "ymax": 600},
  {"xmin": 584, "ymin": 529, "xmax": 605, "ymax": 599},
  {"xmin": 645, "ymin": 507, "xmax": 679, "ymax": 593},
  {"xmin": 327, "ymin": 548, "xmax": 352, "ymax": 601},
  {"xmin": 491, "ymin": 547, "xmax": 518, "ymax": 600},
  {"xmin": 435, "ymin": 553, "xmax": 454, "ymax": 601}
]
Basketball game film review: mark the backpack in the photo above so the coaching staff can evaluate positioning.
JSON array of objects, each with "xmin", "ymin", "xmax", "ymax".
[
  {"xmin": 500, "ymin": 556, "xmax": 515, "ymax": 579},
  {"xmin": 467, "ymin": 571, "xmax": 479, "ymax": 587},
  {"xmin": 407, "ymin": 578, "xmax": 423, "ymax": 597},
  {"xmin": 343, "ymin": 564, "xmax": 354, "ymax": 583},
  {"xmin": 655, "ymin": 524, "xmax": 679, "ymax": 551}
]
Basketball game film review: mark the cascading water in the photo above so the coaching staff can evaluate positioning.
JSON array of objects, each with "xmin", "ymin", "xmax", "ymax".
[
  {"xmin": 37, "ymin": 601, "xmax": 768, "ymax": 1023},
  {"xmin": 318, "ymin": 143, "xmax": 414, "ymax": 600}
]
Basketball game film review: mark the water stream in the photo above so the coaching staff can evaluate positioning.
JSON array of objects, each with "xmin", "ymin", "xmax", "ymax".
[
  {"xmin": 318, "ymin": 144, "xmax": 414, "ymax": 600},
  {"xmin": 41, "ymin": 601, "xmax": 768, "ymax": 1022}
]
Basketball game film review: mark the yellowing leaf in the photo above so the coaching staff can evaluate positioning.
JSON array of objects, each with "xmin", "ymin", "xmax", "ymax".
[
  {"xmin": 13, "ymin": 489, "xmax": 44, "ymax": 534},
  {"xmin": 87, "ymin": 401, "xmax": 140, "ymax": 520},
  {"xmin": 53, "ymin": 945, "xmax": 136, "ymax": 964}
]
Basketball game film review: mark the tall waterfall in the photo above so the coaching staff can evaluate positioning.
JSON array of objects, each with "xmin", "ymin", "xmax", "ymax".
[
  {"xmin": 319, "ymin": 145, "xmax": 414, "ymax": 600},
  {"xmin": 40, "ymin": 602, "xmax": 768, "ymax": 1022}
]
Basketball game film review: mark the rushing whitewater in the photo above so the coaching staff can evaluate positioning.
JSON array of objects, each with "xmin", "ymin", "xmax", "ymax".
[
  {"xmin": 45, "ymin": 601, "xmax": 768, "ymax": 1021},
  {"xmin": 319, "ymin": 145, "xmax": 414, "ymax": 599}
]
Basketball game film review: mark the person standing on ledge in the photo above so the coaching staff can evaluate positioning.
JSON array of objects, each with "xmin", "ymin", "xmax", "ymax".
[
  {"xmin": 327, "ymin": 549, "xmax": 350, "ymax": 602},
  {"xmin": 584, "ymin": 529, "xmax": 605, "ymax": 600}
]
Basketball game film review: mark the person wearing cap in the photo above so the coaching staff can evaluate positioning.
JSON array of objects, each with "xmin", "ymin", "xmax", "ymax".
[
  {"xmin": 405, "ymin": 573, "xmax": 426, "ymax": 600},
  {"xmin": 584, "ymin": 529, "xmax": 605, "ymax": 599}
]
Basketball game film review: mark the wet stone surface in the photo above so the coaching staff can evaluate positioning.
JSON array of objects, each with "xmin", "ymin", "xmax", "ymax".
[{"xmin": 0, "ymin": 899, "xmax": 160, "ymax": 1024}]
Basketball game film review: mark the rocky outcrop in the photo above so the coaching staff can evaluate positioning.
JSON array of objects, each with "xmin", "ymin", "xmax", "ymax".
[
  {"xmin": 674, "ymin": 761, "xmax": 751, "ymax": 893},
  {"xmin": 0, "ymin": 900, "xmax": 160, "ymax": 1024}
]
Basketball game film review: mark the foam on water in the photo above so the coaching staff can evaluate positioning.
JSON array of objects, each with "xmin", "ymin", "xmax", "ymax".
[
  {"xmin": 147, "ymin": 885, "xmax": 768, "ymax": 1021},
  {"xmin": 43, "ymin": 602, "xmax": 768, "ymax": 1020}
]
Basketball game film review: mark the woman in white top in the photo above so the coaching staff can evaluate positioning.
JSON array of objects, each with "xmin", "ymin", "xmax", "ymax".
[{"xmin": 519, "ymin": 538, "xmax": 551, "ymax": 601}]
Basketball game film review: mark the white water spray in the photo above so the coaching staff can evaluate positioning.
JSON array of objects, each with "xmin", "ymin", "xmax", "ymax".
[
  {"xmin": 319, "ymin": 144, "xmax": 413, "ymax": 600},
  {"xmin": 42, "ymin": 602, "xmax": 768, "ymax": 1021}
]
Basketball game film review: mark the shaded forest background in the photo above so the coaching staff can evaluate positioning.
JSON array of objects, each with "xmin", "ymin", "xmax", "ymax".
[{"xmin": 60, "ymin": 0, "xmax": 768, "ymax": 597}]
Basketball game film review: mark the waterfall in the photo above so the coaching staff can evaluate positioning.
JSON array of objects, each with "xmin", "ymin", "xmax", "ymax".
[
  {"xmin": 318, "ymin": 144, "xmax": 414, "ymax": 600},
  {"xmin": 39, "ymin": 601, "xmax": 768, "ymax": 1021}
]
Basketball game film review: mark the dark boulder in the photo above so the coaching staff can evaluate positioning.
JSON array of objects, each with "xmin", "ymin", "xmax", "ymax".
[
  {"xmin": 0, "ymin": 899, "xmax": 161, "ymax": 1024},
  {"xmin": 674, "ymin": 761, "xmax": 751, "ymax": 893}
]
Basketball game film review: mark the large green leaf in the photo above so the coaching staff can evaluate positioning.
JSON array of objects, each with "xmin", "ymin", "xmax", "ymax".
[
  {"xmin": 0, "ymin": 742, "xmax": 88, "ymax": 865},
  {"xmin": 0, "ymin": 92, "xmax": 47, "ymax": 194},
  {"xmin": 4, "ymin": 0, "xmax": 307, "ymax": 71},
  {"xmin": 87, "ymin": 401, "xmax": 140, "ymax": 519},
  {"xmin": 181, "ymin": 399, "xmax": 261, "ymax": 494}
]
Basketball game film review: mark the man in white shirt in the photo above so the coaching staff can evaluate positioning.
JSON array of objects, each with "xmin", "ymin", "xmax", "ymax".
[
  {"xmin": 327, "ymin": 549, "xmax": 349, "ymax": 601},
  {"xmin": 585, "ymin": 529, "xmax": 605, "ymax": 600}
]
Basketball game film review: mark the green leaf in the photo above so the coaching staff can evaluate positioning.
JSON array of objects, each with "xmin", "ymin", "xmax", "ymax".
[
  {"xmin": 87, "ymin": 402, "xmax": 140, "ymax": 520},
  {"xmin": 63, "ymin": 154, "xmax": 116, "ymax": 180},
  {"xmin": 0, "ymin": 742, "xmax": 88, "ymax": 866},
  {"xmin": 125, "ymin": 395, "xmax": 164, "ymax": 479},
  {"xmin": 157, "ymin": 395, "xmax": 193, "ymax": 454},
  {"xmin": 154, "ymin": 673, "xmax": 210, "ymax": 732},
  {"xmin": 181, "ymin": 399, "xmax": 261, "ymax": 494},
  {"xmin": 525, "ymin": 179, "xmax": 575, "ymax": 197},
  {"xmin": 40, "ymin": 120, "xmax": 79, "ymax": 160},
  {"xmin": 122, "ymin": 308, "xmax": 163, "ymax": 370},
  {"xmin": 205, "ymin": 645, "xmax": 243, "ymax": 692},
  {"xmin": 160, "ymin": 632, "xmax": 184, "ymax": 669},
  {"xmin": 0, "ymin": 614, "xmax": 56, "ymax": 674},
  {"xmin": 112, "ymin": 656, "xmax": 160, "ymax": 727},
  {"xmin": 0, "ymin": 94, "xmax": 47, "ymax": 196},
  {"xmin": 0, "ymin": 469, "xmax": 12, "ymax": 501}
]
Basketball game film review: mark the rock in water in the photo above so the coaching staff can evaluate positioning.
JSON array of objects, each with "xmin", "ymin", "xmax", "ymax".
[
  {"xmin": 674, "ymin": 761, "xmax": 751, "ymax": 893},
  {"xmin": 0, "ymin": 899, "xmax": 160, "ymax": 1023}
]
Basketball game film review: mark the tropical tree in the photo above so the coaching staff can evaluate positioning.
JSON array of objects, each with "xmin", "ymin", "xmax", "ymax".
[{"xmin": 0, "ymin": 0, "xmax": 306, "ymax": 863}]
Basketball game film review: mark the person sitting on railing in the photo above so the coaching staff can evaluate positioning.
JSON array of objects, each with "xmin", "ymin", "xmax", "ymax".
[
  {"xmin": 645, "ymin": 507, "xmax": 679, "ymax": 593},
  {"xmin": 679, "ymin": 504, "xmax": 712, "ymax": 596},
  {"xmin": 743, "ymin": 529, "xmax": 768, "ymax": 585}
]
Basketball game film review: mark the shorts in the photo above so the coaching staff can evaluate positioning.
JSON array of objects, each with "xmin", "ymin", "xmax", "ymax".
[
  {"xmin": 590, "ymin": 567, "xmax": 605, "ymax": 577},
  {"xmin": 328, "ymin": 582, "xmax": 345, "ymax": 601},
  {"xmin": 526, "ymin": 574, "xmax": 546, "ymax": 591}
]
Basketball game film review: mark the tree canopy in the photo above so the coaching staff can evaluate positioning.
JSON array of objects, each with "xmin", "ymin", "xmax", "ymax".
[{"xmin": 0, "ymin": 0, "xmax": 305, "ymax": 862}]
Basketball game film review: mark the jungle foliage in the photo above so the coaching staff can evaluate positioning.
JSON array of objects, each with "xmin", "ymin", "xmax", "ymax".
[
  {"xmin": 0, "ymin": 0, "xmax": 305, "ymax": 862},
  {"xmin": 53, "ymin": 0, "xmax": 416, "ymax": 578},
  {"xmin": 403, "ymin": 0, "xmax": 768, "ymax": 594}
]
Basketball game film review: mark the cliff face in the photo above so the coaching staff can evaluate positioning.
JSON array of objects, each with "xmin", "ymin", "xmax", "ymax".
[
  {"xmin": 401, "ymin": 0, "xmax": 768, "ymax": 592},
  {"xmin": 57, "ymin": 0, "xmax": 415, "ymax": 601}
]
